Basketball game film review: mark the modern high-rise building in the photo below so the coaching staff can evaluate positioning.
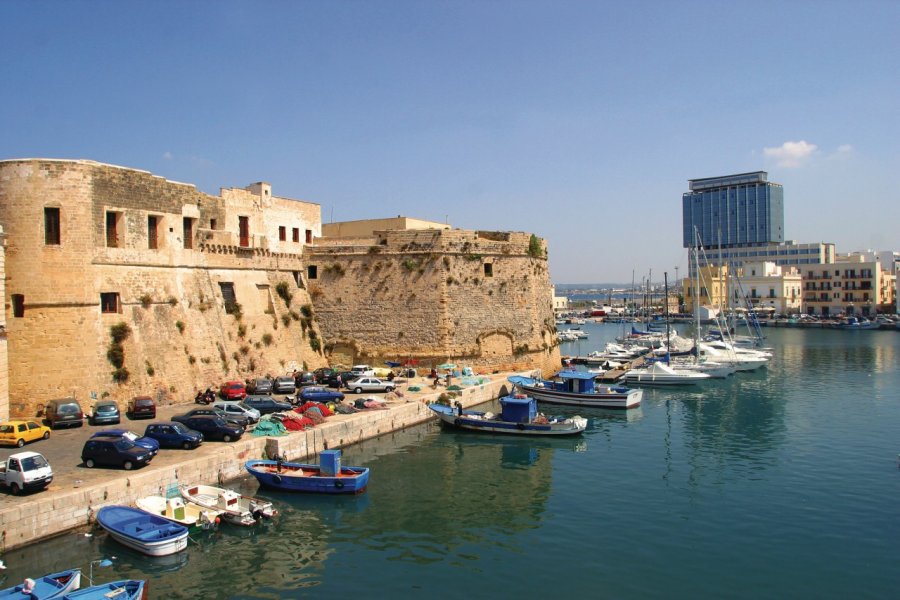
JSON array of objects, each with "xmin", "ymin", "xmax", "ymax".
[{"xmin": 682, "ymin": 171, "xmax": 784, "ymax": 249}]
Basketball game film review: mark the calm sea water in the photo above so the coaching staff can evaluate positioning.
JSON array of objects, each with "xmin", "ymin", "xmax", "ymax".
[{"xmin": 3, "ymin": 324, "xmax": 899, "ymax": 599}]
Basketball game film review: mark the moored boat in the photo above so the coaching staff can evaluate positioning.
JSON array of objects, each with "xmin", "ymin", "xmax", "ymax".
[
  {"xmin": 429, "ymin": 394, "xmax": 587, "ymax": 436},
  {"xmin": 60, "ymin": 580, "xmax": 145, "ymax": 600},
  {"xmin": 181, "ymin": 484, "xmax": 276, "ymax": 526},
  {"xmin": 135, "ymin": 495, "xmax": 222, "ymax": 531},
  {"xmin": 620, "ymin": 361, "xmax": 711, "ymax": 386},
  {"xmin": 245, "ymin": 449, "xmax": 369, "ymax": 494},
  {"xmin": 96, "ymin": 505, "xmax": 188, "ymax": 557},
  {"xmin": 508, "ymin": 371, "xmax": 643, "ymax": 409},
  {"xmin": 0, "ymin": 569, "xmax": 81, "ymax": 599}
]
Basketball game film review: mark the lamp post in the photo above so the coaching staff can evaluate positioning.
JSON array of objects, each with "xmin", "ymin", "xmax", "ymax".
[{"xmin": 89, "ymin": 557, "xmax": 114, "ymax": 585}]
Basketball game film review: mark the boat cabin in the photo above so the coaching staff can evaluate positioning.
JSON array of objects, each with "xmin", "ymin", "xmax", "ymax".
[
  {"xmin": 499, "ymin": 395, "xmax": 537, "ymax": 423},
  {"xmin": 554, "ymin": 370, "xmax": 598, "ymax": 394}
]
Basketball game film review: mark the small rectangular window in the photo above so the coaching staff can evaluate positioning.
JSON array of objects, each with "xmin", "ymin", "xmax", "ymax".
[
  {"xmin": 307, "ymin": 265, "xmax": 318, "ymax": 280},
  {"xmin": 239, "ymin": 216, "xmax": 250, "ymax": 247},
  {"xmin": 106, "ymin": 211, "xmax": 121, "ymax": 247},
  {"xmin": 484, "ymin": 263, "xmax": 493, "ymax": 277},
  {"xmin": 45, "ymin": 207, "xmax": 61, "ymax": 245},
  {"xmin": 100, "ymin": 293, "xmax": 119, "ymax": 314},
  {"xmin": 12, "ymin": 294, "xmax": 25, "ymax": 318},
  {"xmin": 305, "ymin": 229, "xmax": 313, "ymax": 244},
  {"xmin": 210, "ymin": 218, "xmax": 217, "ymax": 230},
  {"xmin": 148, "ymin": 215, "xmax": 159, "ymax": 249},
  {"xmin": 292, "ymin": 228, "xmax": 300, "ymax": 243},
  {"xmin": 219, "ymin": 282, "xmax": 238, "ymax": 314},
  {"xmin": 183, "ymin": 217, "xmax": 194, "ymax": 250},
  {"xmin": 279, "ymin": 226, "xmax": 286, "ymax": 242}
]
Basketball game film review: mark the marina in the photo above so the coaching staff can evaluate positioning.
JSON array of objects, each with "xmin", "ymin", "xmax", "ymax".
[{"xmin": 1, "ymin": 324, "xmax": 897, "ymax": 598}]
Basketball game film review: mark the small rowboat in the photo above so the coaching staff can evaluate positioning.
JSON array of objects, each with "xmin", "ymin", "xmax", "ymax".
[
  {"xmin": 245, "ymin": 450, "xmax": 368, "ymax": 494},
  {"xmin": 0, "ymin": 568, "xmax": 81, "ymax": 599},
  {"xmin": 135, "ymin": 495, "xmax": 221, "ymax": 531},
  {"xmin": 181, "ymin": 484, "xmax": 276, "ymax": 526},
  {"xmin": 96, "ymin": 505, "xmax": 188, "ymax": 557},
  {"xmin": 60, "ymin": 580, "xmax": 145, "ymax": 599},
  {"xmin": 429, "ymin": 394, "xmax": 587, "ymax": 436}
]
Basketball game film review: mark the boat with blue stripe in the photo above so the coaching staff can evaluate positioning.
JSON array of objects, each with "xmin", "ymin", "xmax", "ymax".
[{"xmin": 429, "ymin": 394, "xmax": 586, "ymax": 436}]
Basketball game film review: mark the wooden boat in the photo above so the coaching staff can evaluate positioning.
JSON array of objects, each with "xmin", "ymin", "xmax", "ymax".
[
  {"xmin": 135, "ymin": 495, "xmax": 221, "ymax": 530},
  {"xmin": 508, "ymin": 371, "xmax": 643, "ymax": 409},
  {"xmin": 60, "ymin": 580, "xmax": 145, "ymax": 599},
  {"xmin": 245, "ymin": 449, "xmax": 369, "ymax": 494},
  {"xmin": 96, "ymin": 505, "xmax": 188, "ymax": 557},
  {"xmin": 429, "ymin": 394, "xmax": 587, "ymax": 436},
  {"xmin": 181, "ymin": 484, "xmax": 276, "ymax": 526},
  {"xmin": 0, "ymin": 569, "xmax": 81, "ymax": 599}
]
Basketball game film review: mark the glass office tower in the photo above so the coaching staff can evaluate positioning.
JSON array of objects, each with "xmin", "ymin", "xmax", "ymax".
[{"xmin": 682, "ymin": 171, "xmax": 784, "ymax": 249}]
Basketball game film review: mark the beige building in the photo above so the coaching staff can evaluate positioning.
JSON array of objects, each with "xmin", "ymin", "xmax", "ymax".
[
  {"xmin": 734, "ymin": 261, "xmax": 802, "ymax": 315},
  {"xmin": 802, "ymin": 254, "xmax": 896, "ymax": 316},
  {"xmin": 322, "ymin": 217, "xmax": 449, "ymax": 238}
]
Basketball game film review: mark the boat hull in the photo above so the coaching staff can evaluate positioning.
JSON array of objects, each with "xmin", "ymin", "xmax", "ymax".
[
  {"xmin": 96, "ymin": 506, "xmax": 188, "ymax": 557},
  {"xmin": 245, "ymin": 460, "xmax": 369, "ymax": 494},
  {"xmin": 61, "ymin": 580, "xmax": 145, "ymax": 599},
  {"xmin": 181, "ymin": 484, "xmax": 276, "ymax": 526},
  {"xmin": 0, "ymin": 569, "xmax": 81, "ymax": 599},
  {"xmin": 430, "ymin": 406, "xmax": 586, "ymax": 436},
  {"xmin": 520, "ymin": 385, "xmax": 643, "ymax": 409}
]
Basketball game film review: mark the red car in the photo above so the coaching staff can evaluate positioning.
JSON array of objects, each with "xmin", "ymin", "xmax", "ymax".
[{"xmin": 219, "ymin": 381, "xmax": 247, "ymax": 400}]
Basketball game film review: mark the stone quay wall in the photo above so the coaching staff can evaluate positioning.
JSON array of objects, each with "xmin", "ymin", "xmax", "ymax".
[{"xmin": 0, "ymin": 378, "xmax": 509, "ymax": 552}]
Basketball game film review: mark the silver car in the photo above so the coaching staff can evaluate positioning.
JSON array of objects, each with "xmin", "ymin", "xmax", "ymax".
[
  {"xmin": 213, "ymin": 401, "xmax": 261, "ymax": 423},
  {"xmin": 345, "ymin": 377, "xmax": 395, "ymax": 394}
]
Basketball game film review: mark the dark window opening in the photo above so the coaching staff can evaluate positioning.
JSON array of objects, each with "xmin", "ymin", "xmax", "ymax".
[
  {"xmin": 100, "ymin": 292, "xmax": 119, "ymax": 314},
  {"xmin": 148, "ymin": 215, "xmax": 158, "ymax": 249},
  {"xmin": 44, "ymin": 207, "xmax": 61, "ymax": 245},
  {"xmin": 239, "ymin": 216, "xmax": 250, "ymax": 247},
  {"xmin": 210, "ymin": 218, "xmax": 217, "ymax": 230},
  {"xmin": 183, "ymin": 217, "xmax": 194, "ymax": 250},
  {"xmin": 307, "ymin": 265, "xmax": 318, "ymax": 280},
  {"xmin": 305, "ymin": 229, "xmax": 313, "ymax": 244},
  {"xmin": 279, "ymin": 226, "xmax": 286, "ymax": 242},
  {"xmin": 12, "ymin": 294, "xmax": 25, "ymax": 318},
  {"xmin": 292, "ymin": 228, "xmax": 300, "ymax": 243},
  {"xmin": 219, "ymin": 282, "xmax": 238, "ymax": 314},
  {"xmin": 106, "ymin": 211, "xmax": 120, "ymax": 248},
  {"xmin": 484, "ymin": 263, "xmax": 493, "ymax": 277},
  {"xmin": 292, "ymin": 270, "xmax": 305, "ymax": 288}
]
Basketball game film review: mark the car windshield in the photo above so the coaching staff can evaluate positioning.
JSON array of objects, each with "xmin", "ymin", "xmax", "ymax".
[
  {"xmin": 227, "ymin": 384, "xmax": 242, "ymax": 390},
  {"xmin": 114, "ymin": 439, "xmax": 135, "ymax": 451},
  {"xmin": 136, "ymin": 399, "xmax": 152, "ymax": 406},
  {"xmin": 236, "ymin": 403, "xmax": 251, "ymax": 410},
  {"xmin": 58, "ymin": 404, "xmax": 79, "ymax": 414},
  {"xmin": 121, "ymin": 431, "xmax": 138, "ymax": 442},
  {"xmin": 170, "ymin": 423, "xmax": 189, "ymax": 433},
  {"xmin": 97, "ymin": 405, "xmax": 116, "ymax": 413},
  {"xmin": 21, "ymin": 456, "xmax": 49, "ymax": 470}
]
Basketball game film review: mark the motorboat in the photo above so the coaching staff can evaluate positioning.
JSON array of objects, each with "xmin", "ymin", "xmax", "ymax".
[
  {"xmin": 620, "ymin": 362, "xmax": 711, "ymax": 386},
  {"xmin": 245, "ymin": 449, "xmax": 369, "ymax": 494},
  {"xmin": 181, "ymin": 484, "xmax": 276, "ymax": 526},
  {"xmin": 60, "ymin": 580, "xmax": 145, "ymax": 599},
  {"xmin": 508, "ymin": 371, "xmax": 642, "ymax": 409},
  {"xmin": 135, "ymin": 495, "xmax": 222, "ymax": 531},
  {"xmin": 429, "ymin": 394, "xmax": 587, "ymax": 436},
  {"xmin": 95, "ymin": 505, "xmax": 188, "ymax": 557},
  {"xmin": 0, "ymin": 569, "xmax": 81, "ymax": 599}
]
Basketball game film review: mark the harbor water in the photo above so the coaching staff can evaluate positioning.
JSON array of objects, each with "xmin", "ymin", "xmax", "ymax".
[{"xmin": 2, "ymin": 324, "xmax": 899, "ymax": 598}]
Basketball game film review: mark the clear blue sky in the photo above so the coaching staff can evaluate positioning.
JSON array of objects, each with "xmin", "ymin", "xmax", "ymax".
[{"xmin": 2, "ymin": 1, "xmax": 898, "ymax": 283}]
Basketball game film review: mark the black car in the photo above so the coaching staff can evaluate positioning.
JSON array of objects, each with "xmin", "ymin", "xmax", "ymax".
[
  {"xmin": 173, "ymin": 415, "xmax": 243, "ymax": 442},
  {"xmin": 144, "ymin": 422, "xmax": 203, "ymax": 449},
  {"xmin": 326, "ymin": 371, "xmax": 356, "ymax": 389},
  {"xmin": 313, "ymin": 367, "xmax": 336, "ymax": 383},
  {"xmin": 172, "ymin": 407, "xmax": 250, "ymax": 429},
  {"xmin": 295, "ymin": 371, "xmax": 317, "ymax": 388},
  {"xmin": 81, "ymin": 435, "xmax": 152, "ymax": 470},
  {"xmin": 243, "ymin": 395, "xmax": 293, "ymax": 414},
  {"xmin": 250, "ymin": 378, "xmax": 273, "ymax": 395}
]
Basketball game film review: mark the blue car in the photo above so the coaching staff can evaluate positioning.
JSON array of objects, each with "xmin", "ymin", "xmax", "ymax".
[
  {"xmin": 143, "ymin": 422, "xmax": 203, "ymax": 449},
  {"xmin": 90, "ymin": 429, "xmax": 159, "ymax": 456},
  {"xmin": 297, "ymin": 386, "xmax": 345, "ymax": 404}
]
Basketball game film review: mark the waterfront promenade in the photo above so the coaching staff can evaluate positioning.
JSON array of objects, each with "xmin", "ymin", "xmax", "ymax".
[{"xmin": 0, "ymin": 373, "xmax": 513, "ymax": 552}]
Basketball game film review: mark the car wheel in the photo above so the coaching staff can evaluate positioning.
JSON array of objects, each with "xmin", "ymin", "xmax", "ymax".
[
  {"xmin": 223, "ymin": 434, "xmax": 232, "ymax": 442},
  {"xmin": 355, "ymin": 387, "xmax": 363, "ymax": 394},
  {"xmin": 123, "ymin": 461, "xmax": 134, "ymax": 470},
  {"xmin": 386, "ymin": 387, "xmax": 395, "ymax": 392},
  {"xmin": 183, "ymin": 441, "xmax": 192, "ymax": 450},
  {"xmin": 42, "ymin": 431, "xmax": 50, "ymax": 440},
  {"xmin": 10, "ymin": 483, "xmax": 21, "ymax": 496},
  {"xmin": 85, "ymin": 459, "xmax": 95, "ymax": 468},
  {"xmin": 16, "ymin": 438, "xmax": 24, "ymax": 448}
]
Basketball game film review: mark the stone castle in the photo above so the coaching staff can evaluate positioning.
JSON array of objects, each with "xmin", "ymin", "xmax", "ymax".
[{"xmin": 0, "ymin": 159, "xmax": 560, "ymax": 418}]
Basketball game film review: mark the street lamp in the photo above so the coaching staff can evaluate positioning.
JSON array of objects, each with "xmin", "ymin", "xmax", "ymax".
[{"xmin": 89, "ymin": 557, "xmax": 114, "ymax": 585}]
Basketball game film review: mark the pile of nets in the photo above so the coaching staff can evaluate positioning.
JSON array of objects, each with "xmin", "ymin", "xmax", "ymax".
[{"xmin": 251, "ymin": 417, "xmax": 288, "ymax": 437}]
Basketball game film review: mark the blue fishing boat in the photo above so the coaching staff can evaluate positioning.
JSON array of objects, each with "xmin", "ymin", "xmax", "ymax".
[
  {"xmin": 429, "ymin": 394, "xmax": 587, "ymax": 436},
  {"xmin": 96, "ymin": 505, "xmax": 188, "ymax": 556},
  {"xmin": 60, "ymin": 580, "xmax": 145, "ymax": 599},
  {"xmin": 0, "ymin": 569, "xmax": 81, "ymax": 599},
  {"xmin": 509, "ymin": 371, "xmax": 643, "ymax": 409},
  {"xmin": 245, "ymin": 449, "xmax": 369, "ymax": 494}
]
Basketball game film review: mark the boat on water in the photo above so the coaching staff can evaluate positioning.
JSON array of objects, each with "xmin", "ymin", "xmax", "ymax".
[
  {"xmin": 135, "ymin": 495, "xmax": 221, "ymax": 531},
  {"xmin": 429, "ymin": 394, "xmax": 587, "ymax": 436},
  {"xmin": 60, "ymin": 580, "xmax": 145, "ymax": 600},
  {"xmin": 96, "ymin": 505, "xmax": 188, "ymax": 557},
  {"xmin": 0, "ymin": 569, "xmax": 81, "ymax": 599},
  {"xmin": 620, "ymin": 361, "xmax": 711, "ymax": 386},
  {"xmin": 508, "ymin": 371, "xmax": 642, "ymax": 409},
  {"xmin": 181, "ymin": 484, "xmax": 276, "ymax": 526},
  {"xmin": 245, "ymin": 449, "xmax": 369, "ymax": 494}
]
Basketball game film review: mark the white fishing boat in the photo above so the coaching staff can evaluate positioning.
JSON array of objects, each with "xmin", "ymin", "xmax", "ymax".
[
  {"xmin": 135, "ymin": 495, "xmax": 222, "ymax": 531},
  {"xmin": 509, "ymin": 371, "xmax": 643, "ymax": 409},
  {"xmin": 181, "ymin": 484, "xmax": 276, "ymax": 526}
]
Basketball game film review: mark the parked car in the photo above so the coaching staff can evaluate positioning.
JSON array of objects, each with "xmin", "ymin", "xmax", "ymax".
[
  {"xmin": 126, "ymin": 396, "xmax": 157, "ymax": 420},
  {"xmin": 0, "ymin": 452, "xmax": 53, "ymax": 495},
  {"xmin": 90, "ymin": 429, "xmax": 159, "ymax": 456},
  {"xmin": 0, "ymin": 420, "xmax": 50, "ymax": 448},
  {"xmin": 242, "ymin": 395, "xmax": 293, "ymax": 415},
  {"xmin": 220, "ymin": 381, "xmax": 247, "ymax": 400},
  {"xmin": 313, "ymin": 367, "xmax": 337, "ymax": 383},
  {"xmin": 212, "ymin": 401, "xmax": 261, "ymax": 423},
  {"xmin": 350, "ymin": 365, "xmax": 375, "ymax": 377},
  {"xmin": 44, "ymin": 398, "xmax": 84, "ymax": 429},
  {"xmin": 89, "ymin": 400, "xmax": 121, "ymax": 425},
  {"xmin": 250, "ymin": 378, "xmax": 273, "ymax": 395},
  {"xmin": 297, "ymin": 386, "xmax": 345, "ymax": 404},
  {"xmin": 345, "ymin": 377, "xmax": 396, "ymax": 394},
  {"xmin": 173, "ymin": 408, "xmax": 250, "ymax": 429},
  {"xmin": 294, "ymin": 371, "xmax": 317, "ymax": 388},
  {"xmin": 81, "ymin": 436, "xmax": 152, "ymax": 470},
  {"xmin": 326, "ymin": 371, "xmax": 356, "ymax": 389},
  {"xmin": 143, "ymin": 422, "xmax": 203, "ymax": 450},
  {"xmin": 272, "ymin": 376, "xmax": 296, "ymax": 395},
  {"xmin": 171, "ymin": 416, "xmax": 243, "ymax": 442}
]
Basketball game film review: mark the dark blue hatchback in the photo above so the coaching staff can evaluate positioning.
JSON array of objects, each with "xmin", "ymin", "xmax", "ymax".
[
  {"xmin": 90, "ymin": 429, "xmax": 159, "ymax": 455},
  {"xmin": 143, "ymin": 422, "xmax": 204, "ymax": 449}
]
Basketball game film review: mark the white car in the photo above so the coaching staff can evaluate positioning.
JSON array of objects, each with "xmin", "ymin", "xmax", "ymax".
[
  {"xmin": 345, "ymin": 377, "xmax": 395, "ymax": 394},
  {"xmin": 213, "ymin": 401, "xmax": 261, "ymax": 423}
]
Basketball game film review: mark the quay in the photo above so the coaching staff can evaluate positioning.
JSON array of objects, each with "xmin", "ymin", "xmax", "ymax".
[{"xmin": 0, "ymin": 375, "xmax": 512, "ymax": 552}]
